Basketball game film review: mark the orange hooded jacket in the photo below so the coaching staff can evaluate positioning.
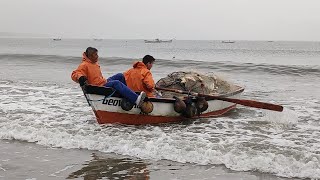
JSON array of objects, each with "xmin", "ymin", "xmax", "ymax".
[
  {"xmin": 71, "ymin": 52, "xmax": 106, "ymax": 86},
  {"xmin": 124, "ymin": 61, "xmax": 155, "ymax": 97}
]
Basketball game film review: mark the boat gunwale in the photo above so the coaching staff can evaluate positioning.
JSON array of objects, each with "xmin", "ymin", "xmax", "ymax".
[{"xmin": 84, "ymin": 85, "xmax": 244, "ymax": 103}]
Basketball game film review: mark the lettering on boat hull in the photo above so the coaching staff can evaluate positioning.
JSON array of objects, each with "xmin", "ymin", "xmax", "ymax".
[{"xmin": 102, "ymin": 97, "xmax": 138, "ymax": 108}]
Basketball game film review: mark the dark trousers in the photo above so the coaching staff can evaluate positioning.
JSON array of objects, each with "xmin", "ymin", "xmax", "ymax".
[
  {"xmin": 105, "ymin": 73, "xmax": 137, "ymax": 104},
  {"xmin": 107, "ymin": 73, "xmax": 126, "ymax": 85}
]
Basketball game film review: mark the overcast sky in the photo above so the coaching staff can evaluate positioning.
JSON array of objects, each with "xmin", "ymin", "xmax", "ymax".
[{"xmin": 1, "ymin": 0, "xmax": 320, "ymax": 41}]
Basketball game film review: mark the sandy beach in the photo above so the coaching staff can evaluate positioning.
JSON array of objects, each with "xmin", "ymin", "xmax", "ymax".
[{"xmin": 0, "ymin": 140, "xmax": 299, "ymax": 180}]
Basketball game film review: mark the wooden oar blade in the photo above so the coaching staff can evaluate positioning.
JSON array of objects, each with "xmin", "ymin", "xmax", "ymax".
[
  {"xmin": 205, "ymin": 96, "xmax": 283, "ymax": 112},
  {"xmin": 233, "ymin": 99, "xmax": 283, "ymax": 112}
]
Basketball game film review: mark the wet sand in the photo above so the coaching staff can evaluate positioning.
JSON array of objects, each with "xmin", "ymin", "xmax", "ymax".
[{"xmin": 0, "ymin": 140, "xmax": 300, "ymax": 180}]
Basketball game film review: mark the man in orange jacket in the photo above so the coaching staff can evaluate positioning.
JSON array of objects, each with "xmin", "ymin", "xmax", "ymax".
[
  {"xmin": 71, "ymin": 47, "xmax": 146, "ymax": 106},
  {"xmin": 124, "ymin": 55, "xmax": 156, "ymax": 97}
]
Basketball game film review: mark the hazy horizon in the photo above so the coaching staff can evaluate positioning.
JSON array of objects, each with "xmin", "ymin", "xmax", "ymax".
[
  {"xmin": 1, "ymin": 33, "xmax": 320, "ymax": 42},
  {"xmin": 1, "ymin": 0, "xmax": 320, "ymax": 41}
]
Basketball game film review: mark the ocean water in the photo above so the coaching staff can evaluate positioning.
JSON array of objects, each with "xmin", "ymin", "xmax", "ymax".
[{"xmin": 0, "ymin": 38, "xmax": 320, "ymax": 179}]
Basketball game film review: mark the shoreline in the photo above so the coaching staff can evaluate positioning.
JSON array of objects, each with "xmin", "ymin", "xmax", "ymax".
[{"xmin": 0, "ymin": 140, "xmax": 299, "ymax": 180}]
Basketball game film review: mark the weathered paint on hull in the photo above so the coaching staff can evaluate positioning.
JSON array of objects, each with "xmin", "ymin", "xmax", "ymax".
[{"xmin": 93, "ymin": 104, "xmax": 236, "ymax": 125}]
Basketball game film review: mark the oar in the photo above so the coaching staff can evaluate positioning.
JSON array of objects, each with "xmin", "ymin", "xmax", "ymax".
[{"xmin": 155, "ymin": 87, "xmax": 283, "ymax": 112}]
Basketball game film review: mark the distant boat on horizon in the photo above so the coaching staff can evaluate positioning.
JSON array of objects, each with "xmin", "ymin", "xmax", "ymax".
[
  {"xmin": 93, "ymin": 38, "xmax": 103, "ymax": 41},
  {"xmin": 221, "ymin": 40, "xmax": 235, "ymax": 43},
  {"xmin": 144, "ymin": 38, "xmax": 173, "ymax": 43},
  {"xmin": 53, "ymin": 38, "xmax": 61, "ymax": 41}
]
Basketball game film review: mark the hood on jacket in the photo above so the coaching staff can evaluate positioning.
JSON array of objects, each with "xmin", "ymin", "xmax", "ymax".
[
  {"xmin": 82, "ymin": 52, "xmax": 97, "ymax": 63},
  {"xmin": 133, "ymin": 61, "xmax": 146, "ymax": 68}
]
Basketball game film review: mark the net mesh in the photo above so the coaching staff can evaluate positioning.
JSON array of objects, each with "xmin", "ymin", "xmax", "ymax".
[{"xmin": 156, "ymin": 71, "xmax": 236, "ymax": 98}]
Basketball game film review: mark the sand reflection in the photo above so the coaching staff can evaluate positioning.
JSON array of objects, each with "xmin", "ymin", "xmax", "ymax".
[{"xmin": 67, "ymin": 153, "xmax": 149, "ymax": 180}]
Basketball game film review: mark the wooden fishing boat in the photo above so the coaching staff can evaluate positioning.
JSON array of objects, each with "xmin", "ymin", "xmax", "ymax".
[
  {"xmin": 221, "ymin": 40, "xmax": 235, "ymax": 43},
  {"xmin": 82, "ymin": 85, "xmax": 245, "ymax": 125}
]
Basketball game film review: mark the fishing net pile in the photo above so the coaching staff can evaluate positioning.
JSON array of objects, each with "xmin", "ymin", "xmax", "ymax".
[{"xmin": 156, "ymin": 71, "xmax": 237, "ymax": 98}]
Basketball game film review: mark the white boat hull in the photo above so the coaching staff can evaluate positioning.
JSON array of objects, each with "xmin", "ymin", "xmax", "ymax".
[{"xmin": 83, "ymin": 85, "xmax": 244, "ymax": 125}]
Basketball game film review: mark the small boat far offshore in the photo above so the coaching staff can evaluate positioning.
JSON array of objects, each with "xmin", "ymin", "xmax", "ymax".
[
  {"xmin": 53, "ymin": 38, "xmax": 62, "ymax": 41},
  {"xmin": 144, "ymin": 38, "xmax": 173, "ymax": 43},
  {"xmin": 221, "ymin": 40, "xmax": 235, "ymax": 43}
]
